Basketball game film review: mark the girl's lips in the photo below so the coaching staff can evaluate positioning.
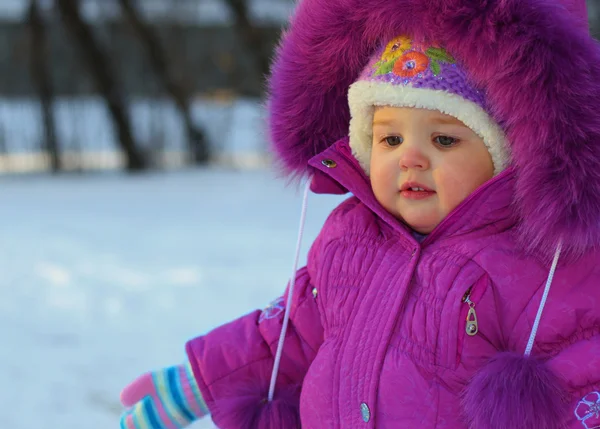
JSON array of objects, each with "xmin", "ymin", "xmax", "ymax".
[
  {"xmin": 400, "ymin": 181, "xmax": 434, "ymax": 192},
  {"xmin": 400, "ymin": 189, "xmax": 436, "ymax": 200}
]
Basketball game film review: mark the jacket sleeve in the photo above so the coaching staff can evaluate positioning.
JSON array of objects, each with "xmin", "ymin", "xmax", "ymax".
[
  {"xmin": 185, "ymin": 231, "xmax": 326, "ymax": 426},
  {"xmin": 546, "ymin": 332, "xmax": 600, "ymax": 428}
]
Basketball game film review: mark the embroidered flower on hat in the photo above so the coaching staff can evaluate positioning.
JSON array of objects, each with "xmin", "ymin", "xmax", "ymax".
[
  {"xmin": 575, "ymin": 391, "xmax": 600, "ymax": 428},
  {"xmin": 381, "ymin": 35, "xmax": 412, "ymax": 62},
  {"xmin": 374, "ymin": 37, "xmax": 455, "ymax": 78},
  {"xmin": 394, "ymin": 51, "xmax": 429, "ymax": 77}
]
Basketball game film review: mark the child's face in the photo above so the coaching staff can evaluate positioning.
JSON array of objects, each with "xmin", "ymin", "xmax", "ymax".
[{"xmin": 370, "ymin": 106, "xmax": 494, "ymax": 234}]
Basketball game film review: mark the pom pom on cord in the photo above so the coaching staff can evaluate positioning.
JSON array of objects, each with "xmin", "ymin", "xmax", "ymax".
[
  {"xmin": 212, "ymin": 384, "xmax": 301, "ymax": 429},
  {"xmin": 462, "ymin": 352, "xmax": 570, "ymax": 429}
]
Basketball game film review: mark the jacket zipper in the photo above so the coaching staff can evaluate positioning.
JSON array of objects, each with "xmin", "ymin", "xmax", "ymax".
[{"xmin": 462, "ymin": 287, "xmax": 478, "ymax": 336}]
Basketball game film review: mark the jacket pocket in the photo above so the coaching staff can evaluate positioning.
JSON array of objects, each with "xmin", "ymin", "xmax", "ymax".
[{"xmin": 437, "ymin": 274, "xmax": 489, "ymax": 369}]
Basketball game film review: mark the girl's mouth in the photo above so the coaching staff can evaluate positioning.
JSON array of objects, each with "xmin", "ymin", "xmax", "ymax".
[
  {"xmin": 399, "ymin": 182, "xmax": 436, "ymax": 199},
  {"xmin": 400, "ymin": 188, "xmax": 436, "ymax": 200}
]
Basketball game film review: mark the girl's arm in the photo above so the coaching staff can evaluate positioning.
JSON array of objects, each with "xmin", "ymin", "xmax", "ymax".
[
  {"xmin": 185, "ymin": 265, "xmax": 323, "ymax": 429},
  {"xmin": 118, "ymin": 198, "xmax": 353, "ymax": 428},
  {"xmin": 548, "ymin": 333, "xmax": 600, "ymax": 428},
  {"xmin": 183, "ymin": 197, "xmax": 356, "ymax": 429},
  {"xmin": 118, "ymin": 265, "xmax": 322, "ymax": 429}
]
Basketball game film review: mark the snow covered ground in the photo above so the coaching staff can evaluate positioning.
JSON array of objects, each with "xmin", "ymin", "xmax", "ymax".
[{"xmin": 0, "ymin": 167, "xmax": 346, "ymax": 428}]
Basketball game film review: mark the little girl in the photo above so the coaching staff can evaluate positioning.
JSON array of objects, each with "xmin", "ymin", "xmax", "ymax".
[{"xmin": 120, "ymin": 0, "xmax": 600, "ymax": 428}]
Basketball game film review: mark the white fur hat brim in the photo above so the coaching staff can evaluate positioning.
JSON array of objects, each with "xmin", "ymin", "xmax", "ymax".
[{"xmin": 348, "ymin": 81, "xmax": 510, "ymax": 175}]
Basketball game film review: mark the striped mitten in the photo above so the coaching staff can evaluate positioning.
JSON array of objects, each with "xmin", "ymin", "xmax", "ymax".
[{"xmin": 120, "ymin": 361, "xmax": 209, "ymax": 429}]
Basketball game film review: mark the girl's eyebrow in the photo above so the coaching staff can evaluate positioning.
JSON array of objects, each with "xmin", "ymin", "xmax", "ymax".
[
  {"xmin": 372, "ymin": 118, "xmax": 397, "ymax": 127},
  {"xmin": 372, "ymin": 116, "xmax": 469, "ymax": 128},
  {"xmin": 431, "ymin": 116, "xmax": 466, "ymax": 126}
]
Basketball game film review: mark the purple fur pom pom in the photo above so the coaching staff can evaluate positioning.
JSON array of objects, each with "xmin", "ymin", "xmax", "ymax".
[
  {"xmin": 212, "ymin": 384, "xmax": 301, "ymax": 429},
  {"xmin": 462, "ymin": 352, "xmax": 569, "ymax": 429}
]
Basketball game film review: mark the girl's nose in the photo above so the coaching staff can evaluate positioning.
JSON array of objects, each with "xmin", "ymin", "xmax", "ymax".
[{"xmin": 399, "ymin": 145, "xmax": 429, "ymax": 170}]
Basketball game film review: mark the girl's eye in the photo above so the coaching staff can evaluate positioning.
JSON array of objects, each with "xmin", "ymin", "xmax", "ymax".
[
  {"xmin": 383, "ymin": 136, "xmax": 403, "ymax": 146},
  {"xmin": 434, "ymin": 135, "xmax": 459, "ymax": 147}
]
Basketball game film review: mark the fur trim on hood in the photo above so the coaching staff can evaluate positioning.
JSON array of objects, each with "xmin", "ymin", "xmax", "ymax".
[{"xmin": 267, "ymin": 0, "xmax": 600, "ymax": 261}]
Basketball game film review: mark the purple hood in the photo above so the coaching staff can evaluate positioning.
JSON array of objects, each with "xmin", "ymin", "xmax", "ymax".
[{"xmin": 266, "ymin": 0, "xmax": 600, "ymax": 262}]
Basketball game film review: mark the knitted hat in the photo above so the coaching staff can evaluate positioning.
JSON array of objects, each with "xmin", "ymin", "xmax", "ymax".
[{"xmin": 348, "ymin": 36, "xmax": 509, "ymax": 175}]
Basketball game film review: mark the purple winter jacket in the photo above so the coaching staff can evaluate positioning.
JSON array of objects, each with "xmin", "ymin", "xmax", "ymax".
[
  {"xmin": 186, "ymin": 0, "xmax": 600, "ymax": 427},
  {"xmin": 187, "ymin": 138, "xmax": 600, "ymax": 428}
]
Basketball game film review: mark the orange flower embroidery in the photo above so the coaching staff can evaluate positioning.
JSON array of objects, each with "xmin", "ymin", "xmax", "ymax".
[
  {"xmin": 393, "ymin": 51, "xmax": 430, "ymax": 78},
  {"xmin": 373, "ymin": 38, "xmax": 454, "ymax": 77}
]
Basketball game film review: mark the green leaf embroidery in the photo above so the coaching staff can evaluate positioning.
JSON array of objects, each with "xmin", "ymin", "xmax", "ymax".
[
  {"xmin": 373, "ymin": 60, "xmax": 384, "ymax": 69},
  {"xmin": 374, "ymin": 60, "xmax": 395, "ymax": 76},
  {"xmin": 430, "ymin": 60, "xmax": 441, "ymax": 76},
  {"xmin": 426, "ymin": 47, "xmax": 455, "ymax": 64}
]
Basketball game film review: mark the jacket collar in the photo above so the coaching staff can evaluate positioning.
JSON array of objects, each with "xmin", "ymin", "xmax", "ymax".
[{"xmin": 308, "ymin": 138, "xmax": 516, "ymax": 247}]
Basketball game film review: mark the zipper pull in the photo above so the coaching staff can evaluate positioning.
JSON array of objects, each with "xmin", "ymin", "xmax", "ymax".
[{"xmin": 462, "ymin": 288, "xmax": 478, "ymax": 336}]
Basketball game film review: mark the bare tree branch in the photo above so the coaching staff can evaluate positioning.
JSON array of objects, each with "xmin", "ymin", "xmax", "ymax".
[{"xmin": 56, "ymin": 0, "xmax": 146, "ymax": 171}]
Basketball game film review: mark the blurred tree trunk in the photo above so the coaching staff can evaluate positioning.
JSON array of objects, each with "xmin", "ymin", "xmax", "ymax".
[
  {"xmin": 118, "ymin": 0, "xmax": 210, "ymax": 164},
  {"xmin": 27, "ymin": 0, "xmax": 60, "ymax": 172},
  {"xmin": 222, "ymin": 0, "xmax": 271, "ymax": 78},
  {"xmin": 56, "ymin": 0, "xmax": 146, "ymax": 171},
  {"xmin": 589, "ymin": 0, "xmax": 600, "ymax": 38}
]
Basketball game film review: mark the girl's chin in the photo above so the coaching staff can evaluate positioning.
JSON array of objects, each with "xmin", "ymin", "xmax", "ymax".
[{"xmin": 401, "ymin": 217, "xmax": 437, "ymax": 234}]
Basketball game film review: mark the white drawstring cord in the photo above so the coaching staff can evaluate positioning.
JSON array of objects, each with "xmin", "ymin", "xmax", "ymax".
[
  {"xmin": 524, "ymin": 240, "xmax": 563, "ymax": 357},
  {"xmin": 268, "ymin": 179, "xmax": 312, "ymax": 401}
]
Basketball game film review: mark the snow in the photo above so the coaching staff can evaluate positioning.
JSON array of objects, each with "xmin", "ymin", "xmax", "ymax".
[{"xmin": 0, "ymin": 167, "xmax": 346, "ymax": 428}]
